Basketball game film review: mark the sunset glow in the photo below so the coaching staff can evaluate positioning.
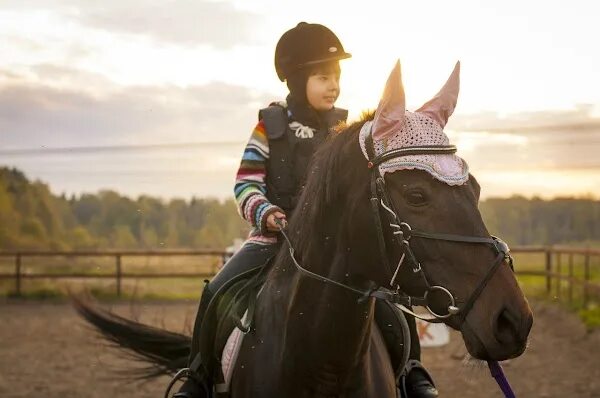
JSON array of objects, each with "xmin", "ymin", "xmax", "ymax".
[{"xmin": 1, "ymin": 0, "xmax": 599, "ymax": 199}]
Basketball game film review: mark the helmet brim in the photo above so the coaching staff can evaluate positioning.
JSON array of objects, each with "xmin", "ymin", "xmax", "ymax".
[
  {"xmin": 279, "ymin": 52, "xmax": 352, "ymax": 81},
  {"xmin": 298, "ymin": 52, "xmax": 352, "ymax": 68}
]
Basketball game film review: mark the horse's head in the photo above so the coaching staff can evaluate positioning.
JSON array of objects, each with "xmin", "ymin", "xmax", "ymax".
[
  {"xmin": 368, "ymin": 61, "xmax": 533, "ymax": 361},
  {"xmin": 293, "ymin": 60, "xmax": 532, "ymax": 363}
]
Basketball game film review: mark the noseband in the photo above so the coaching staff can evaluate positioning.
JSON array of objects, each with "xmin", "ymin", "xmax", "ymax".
[{"xmin": 280, "ymin": 127, "xmax": 513, "ymax": 325}]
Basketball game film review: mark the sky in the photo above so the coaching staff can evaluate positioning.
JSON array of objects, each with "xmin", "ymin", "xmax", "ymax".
[{"xmin": 1, "ymin": 0, "xmax": 599, "ymax": 200}]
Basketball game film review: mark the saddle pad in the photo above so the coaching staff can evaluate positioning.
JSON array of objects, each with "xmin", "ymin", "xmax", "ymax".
[{"xmin": 218, "ymin": 310, "xmax": 248, "ymax": 393}]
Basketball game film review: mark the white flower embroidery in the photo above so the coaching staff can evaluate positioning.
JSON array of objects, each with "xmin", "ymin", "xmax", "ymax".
[{"xmin": 290, "ymin": 121, "xmax": 315, "ymax": 139}]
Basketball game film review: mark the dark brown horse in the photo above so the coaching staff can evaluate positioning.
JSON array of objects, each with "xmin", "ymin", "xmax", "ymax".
[{"xmin": 75, "ymin": 61, "xmax": 533, "ymax": 397}]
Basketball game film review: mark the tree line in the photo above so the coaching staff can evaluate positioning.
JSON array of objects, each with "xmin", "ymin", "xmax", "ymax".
[
  {"xmin": 0, "ymin": 166, "xmax": 598, "ymax": 251},
  {"xmin": 0, "ymin": 167, "xmax": 248, "ymax": 250}
]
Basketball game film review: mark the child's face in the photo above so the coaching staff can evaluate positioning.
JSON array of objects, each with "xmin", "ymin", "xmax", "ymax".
[{"xmin": 306, "ymin": 66, "xmax": 341, "ymax": 111}]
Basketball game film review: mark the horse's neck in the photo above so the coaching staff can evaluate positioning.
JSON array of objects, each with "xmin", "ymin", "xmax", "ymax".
[
  {"xmin": 289, "ymin": 274, "xmax": 375, "ymax": 360},
  {"xmin": 266, "ymin": 252, "xmax": 377, "ymax": 386}
]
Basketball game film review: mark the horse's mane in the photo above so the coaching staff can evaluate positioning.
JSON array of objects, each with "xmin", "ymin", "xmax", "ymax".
[{"xmin": 283, "ymin": 112, "xmax": 376, "ymax": 275}]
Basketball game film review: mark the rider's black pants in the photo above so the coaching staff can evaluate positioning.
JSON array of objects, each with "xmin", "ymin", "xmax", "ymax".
[{"xmin": 210, "ymin": 242, "xmax": 280, "ymax": 293}]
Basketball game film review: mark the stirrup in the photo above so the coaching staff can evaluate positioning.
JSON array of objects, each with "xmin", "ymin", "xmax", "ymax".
[
  {"xmin": 164, "ymin": 368, "xmax": 211, "ymax": 398},
  {"xmin": 173, "ymin": 393, "xmax": 195, "ymax": 398}
]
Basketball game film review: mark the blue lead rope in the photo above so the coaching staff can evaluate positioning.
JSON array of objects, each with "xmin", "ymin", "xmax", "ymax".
[{"xmin": 488, "ymin": 361, "xmax": 516, "ymax": 398}]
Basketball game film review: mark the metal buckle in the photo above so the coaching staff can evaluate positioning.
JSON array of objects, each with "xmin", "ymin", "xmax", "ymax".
[
  {"xmin": 491, "ymin": 236, "xmax": 510, "ymax": 257},
  {"xmin": 400, "ymin": 222, "xmax": 412, "ymax": 240}
]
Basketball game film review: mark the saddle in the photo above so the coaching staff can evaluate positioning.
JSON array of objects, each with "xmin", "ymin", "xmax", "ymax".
[
  {"xmin": 192, "ymin": 263, "xmax": 270, "ymax": 396},
  {"xmin": 189, "ymin": 266, "xmax": 412, "ymax": 397}
]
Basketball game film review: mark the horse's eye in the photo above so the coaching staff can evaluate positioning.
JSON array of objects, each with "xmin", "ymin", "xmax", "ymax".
[{"xmin": 405, "ymin": 190, "xmax": 428, "ymax": 206}]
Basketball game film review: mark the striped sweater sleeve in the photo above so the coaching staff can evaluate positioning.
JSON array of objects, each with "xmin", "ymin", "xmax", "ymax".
[{"xmin": 234, "ymin": 120, "xmax": 282, "ymax": 233}]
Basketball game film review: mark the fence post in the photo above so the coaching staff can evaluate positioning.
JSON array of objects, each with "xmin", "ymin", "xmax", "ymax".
[
  {"xmin": 116, "ymin": 254, "xmax": 122, "ymax": 297},
  {"xmin": 556, "ymin": 252, "xmax": 562, "ymax": 300},
  {"xmin": 545, "ymin": 249, "xmax": 552, "ymax": 296},
  {"xmin": 568, "ymin": 253, "xmax": 573, "ymax": 304},
  {"xmin": 15, "ymin": 253, "xmax": 22, "ymax": 297},
  {"xmin": 212, "ymin": 257, "xmax": 220, "ymax": 275},
  {"xmin": 583, "ymin": 251, "xmax": 590, "ymax": 308}
]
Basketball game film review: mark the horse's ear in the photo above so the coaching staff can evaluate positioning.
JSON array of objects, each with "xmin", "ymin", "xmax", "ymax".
[
  {"xmin": 372, "ymin": 60, "xmax": 406, "ymax": 141},
  {"xmin": 416, "ymin": 61, "xmax": 460, "ymax": 128}
]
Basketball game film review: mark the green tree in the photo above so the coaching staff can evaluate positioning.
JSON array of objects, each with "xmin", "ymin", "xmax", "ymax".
[
  {"xmin": 110, "ymin": 225, "xmax": 137, "ymax": 248},
  {"xmin": 2, "ymin": 166, "xmax": 597, "ymax": 251}
]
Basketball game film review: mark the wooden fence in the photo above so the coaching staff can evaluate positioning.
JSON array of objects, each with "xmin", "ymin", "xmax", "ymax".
[
  {"xmin": 1, "ymin": 247, "xmax": 599, "ymax": 305},
  {"xmin": 0, "ymin": 250, "xmax": 228, "ymax": 297},
  {"xmin": 512, "ymin": 246, "xmax": 600, "ymax": 307}
]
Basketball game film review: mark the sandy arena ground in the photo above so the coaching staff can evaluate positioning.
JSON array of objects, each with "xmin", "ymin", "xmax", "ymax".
[{"xmin": 0, "ymin": 299, "xmax": 599, "ymax": 398}]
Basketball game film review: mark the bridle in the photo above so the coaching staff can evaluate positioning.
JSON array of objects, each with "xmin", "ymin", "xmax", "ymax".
[
  {"xmin": 279, "ymin": 124, "xmax": 514, "ymax": 326},
  {"xmin": 365, "ymin": 131, "xmax": 514, "ymax": 324},
  {"xmin": 277, "ymin": 122, "xmax": 519, "ymax": 395}
]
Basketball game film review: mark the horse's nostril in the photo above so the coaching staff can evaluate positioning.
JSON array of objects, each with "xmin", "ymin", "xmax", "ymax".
[{"xmin": 494, "ymin": 308, "xmax": 521, "ymax": 345}]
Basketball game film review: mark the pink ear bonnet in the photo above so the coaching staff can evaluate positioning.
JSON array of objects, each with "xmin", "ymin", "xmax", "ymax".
[{"xmin": 359, "ymin": 60, "xmax": 468, "ymax": 186}]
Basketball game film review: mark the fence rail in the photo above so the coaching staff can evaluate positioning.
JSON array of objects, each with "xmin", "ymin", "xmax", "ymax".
[
  {"xmin": 1, "ymin": 247, "xmax": 599, "ymax": 304},
  {"xmin": 512, "ymin": 246, "xmax": 599, "ymax": 307},
  {"xmin": 0, "ymin": 250, "xmax": 228, "ymax": 297}
]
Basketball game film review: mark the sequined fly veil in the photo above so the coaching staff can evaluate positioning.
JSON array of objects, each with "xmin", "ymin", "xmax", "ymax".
[{"xmin": 359, "ymin": 60, "xmax": 469, "ymax": 186}]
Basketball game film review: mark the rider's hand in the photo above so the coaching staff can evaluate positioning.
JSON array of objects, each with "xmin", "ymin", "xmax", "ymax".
[{"xmin": 266, "ymin": 211, "xmax": 287, "ymax": 232}]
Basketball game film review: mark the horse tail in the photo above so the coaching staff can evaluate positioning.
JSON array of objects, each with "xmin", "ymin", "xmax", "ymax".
[{"xmin": 72, "ymin": 296, "xmax": 191, "ymax": 378}]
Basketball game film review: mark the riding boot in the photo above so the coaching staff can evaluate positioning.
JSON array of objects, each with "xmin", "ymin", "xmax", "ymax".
[
  {"xmin": 400, "ymin": 314, "xmax": 438, "ymax": 398},
  {"xmin": 174, "ymin": 285, "xmax": 215, "ymax": 398},
  {"xmin": 401, "ymin": 359, "xmax": 438, "ymax": 398},
  {"xmin": 189, "ymin": 284, "xmax": 214, "ymax": 364}
]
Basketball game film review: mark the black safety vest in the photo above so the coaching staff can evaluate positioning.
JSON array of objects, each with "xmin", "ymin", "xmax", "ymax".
[{"xmin": 259, "ymin": 104, "xmax": 348, "ymax": 214}]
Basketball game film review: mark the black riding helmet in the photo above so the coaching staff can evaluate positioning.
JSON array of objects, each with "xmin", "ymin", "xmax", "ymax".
[{"xmin": 275, "ymin": 22, "xmax": 352, "ymax": 82}]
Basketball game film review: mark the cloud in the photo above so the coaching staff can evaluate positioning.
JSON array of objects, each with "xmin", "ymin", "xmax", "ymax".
[
  {"xmin": 0, "ymin": 65, "xmax": 275, "ymax": 149},
  {"xmin": 2, "ymin": 0, "xmax": 266, "ymax": 48},
  {"xmin": 82, "ymin": 1, "xmax": 264, "ymax": 48},
  {"xmin": 448, "ymin": 105, "xmax": 600, "ymax": 133}
]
